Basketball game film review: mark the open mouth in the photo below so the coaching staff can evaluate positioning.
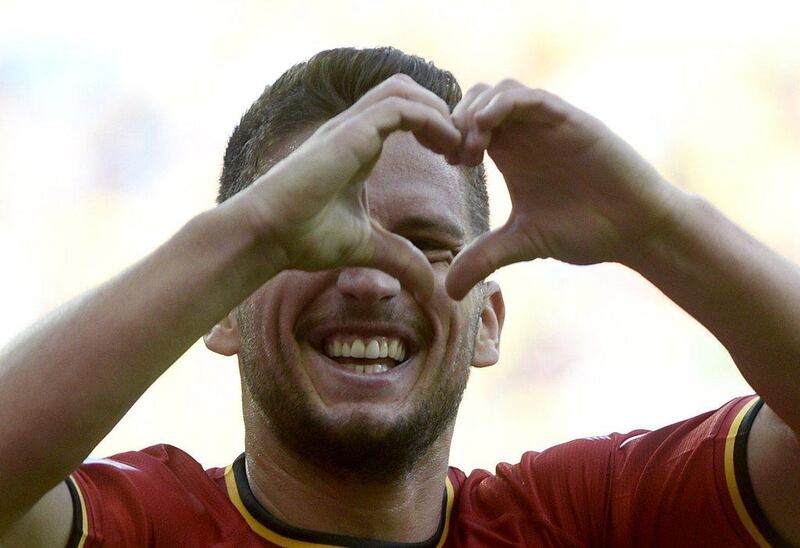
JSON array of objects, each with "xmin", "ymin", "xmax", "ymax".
[{"xmin": 319, "ymin": 335, "xmax": 411, "ymax": 375}]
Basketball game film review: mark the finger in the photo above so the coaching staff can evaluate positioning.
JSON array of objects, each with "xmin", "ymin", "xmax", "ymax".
[
  {"xmin": 450, "ymin": 83, "xmax": 490, "ymax": 144},
  {"xmin": 461, "ymin": 79, "xmax": 524, "ymax": 165},
  {"xmin": 448, "ymin": 83, "xmax": 493, "ymax": 165},
  {"xmin": 369, "ymin": 224, "xmax": 435, "ymax": 302},
  {"xmin": 445, "ymin": 224, "xmax": 534, "ymax": 300},
  {"xmin": 474, "ymin": 87, "xmax": 568, "ymax": 132},
  {"xmin": 351, "ymin": 96, "xmax": 462, "ymax": 162},
  {"xmin": 344, "ymin": 73, "xmax": 453, "ymax": 123},
  {"xmin": 452, "ymin": 82, "xmax": 491, "ymax": 122},
  {"xmin": 466, "ymin": 78, "xmax": 523, "ymax": 119}
]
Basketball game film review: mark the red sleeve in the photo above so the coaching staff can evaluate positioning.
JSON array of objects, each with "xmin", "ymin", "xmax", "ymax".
[
  {"xmin": 64, "ymin": 444, "xmax": 226, "ymax": 547},
  {"xmin": 604, "ymin": 395, "xmax": 785, "ymax": 547},
  {"xmin": 456, "ymin": 395, "xmax": 786, "ymax": 547}
]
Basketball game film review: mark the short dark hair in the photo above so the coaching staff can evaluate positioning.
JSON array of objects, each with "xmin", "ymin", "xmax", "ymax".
[{"xmin": 217, "ymin": 46, "xmax": 489, "ymax": 236}]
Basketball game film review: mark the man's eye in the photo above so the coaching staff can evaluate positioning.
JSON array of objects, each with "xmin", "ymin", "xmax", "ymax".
[
  {"xmin": 410, "ymin": 240, "xmax": 456, "ymax": 263},
  {"xmin": 425, "ymin": 250, "xmax": 455, "ymax": 263}
]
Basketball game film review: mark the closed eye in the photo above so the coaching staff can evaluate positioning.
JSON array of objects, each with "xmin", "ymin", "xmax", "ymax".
[
  {"xmin": 410, "ymin": 238, "xmax": 458, "ymax": 263},
  {"xmin": 425, "ymin": 250, "xmax": 454, "ymax": 263}
]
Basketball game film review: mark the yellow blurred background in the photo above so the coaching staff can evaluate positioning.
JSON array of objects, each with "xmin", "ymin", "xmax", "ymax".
[{"xmin": 1, "ymin": 0, "xmax": 798, "ymax": 474}]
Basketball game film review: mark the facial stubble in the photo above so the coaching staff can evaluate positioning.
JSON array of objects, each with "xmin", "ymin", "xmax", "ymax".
[{"xmin": 237, "ymin": 298, "xmax": 481, "ymax": 483}]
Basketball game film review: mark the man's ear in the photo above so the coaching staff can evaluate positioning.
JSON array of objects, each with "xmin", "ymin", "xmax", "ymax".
[
  {"xmin": 471, "ymin": 280, "xmax": 505, "ymax": 368},
  {"xmin": 203, "ymin": 309, "xmax": 241, "ymax": 356}
]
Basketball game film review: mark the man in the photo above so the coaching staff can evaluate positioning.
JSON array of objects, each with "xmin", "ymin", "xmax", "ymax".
[{"xmin": 0, "ymin": 46, "xmax": 797, "ymax": 547}]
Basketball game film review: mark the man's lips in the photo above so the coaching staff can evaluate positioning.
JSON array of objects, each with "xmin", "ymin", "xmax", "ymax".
[
  {"xmin": 302, "ymin": 342, "xmax": 418, "ymax": 399},
  {"xmin": 312, "ymin": 334, "xmax": 411, "ymax": 374}
]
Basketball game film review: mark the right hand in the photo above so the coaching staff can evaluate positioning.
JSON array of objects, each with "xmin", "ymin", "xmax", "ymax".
[{"xmin": 233, "ymin": 74, "xmax": 462, "ymax": 300}]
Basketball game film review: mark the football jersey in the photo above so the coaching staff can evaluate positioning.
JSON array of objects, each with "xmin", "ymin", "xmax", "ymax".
[{"xmin": 65, "ymin": 395, "xmax": 787, "ymax": 547}]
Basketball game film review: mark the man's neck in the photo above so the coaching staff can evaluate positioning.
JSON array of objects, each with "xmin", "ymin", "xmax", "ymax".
[{"xmin": 243, "ymin": 424, "xmax": 452, "ymax": 543}]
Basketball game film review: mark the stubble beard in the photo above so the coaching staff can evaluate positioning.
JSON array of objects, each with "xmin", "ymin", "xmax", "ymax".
[{"xmin": 238, "ymin": 312, "xmax": 479, "ymax": 484}]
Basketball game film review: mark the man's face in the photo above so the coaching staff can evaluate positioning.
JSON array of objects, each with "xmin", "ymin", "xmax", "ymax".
[{"xmin": 234, "ymin": 131, "xmax": 495, "ymax": 480}]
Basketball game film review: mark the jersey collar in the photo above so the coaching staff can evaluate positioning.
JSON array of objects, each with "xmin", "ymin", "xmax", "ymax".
[{"xmin": 223, "ymin": 453, "xmax": 454, "ymax": 547}]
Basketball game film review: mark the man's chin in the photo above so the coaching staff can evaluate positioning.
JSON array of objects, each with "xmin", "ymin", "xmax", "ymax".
[
  {"xmin": 284, "ymin": 404, "xmax": 434, "ymax": 482},
  {"xmin": 241, "ymin": 343, "xmax": 469, "ymax": 482}
]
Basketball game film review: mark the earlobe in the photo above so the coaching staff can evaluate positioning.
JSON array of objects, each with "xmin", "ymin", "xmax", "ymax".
[
  {"xmin": 203, "ymin": 309, "xmax": 241, "ymax": 356},
  {"xmin": 471, "ymin": 281, "xmax": 505, "ymax": 368}
]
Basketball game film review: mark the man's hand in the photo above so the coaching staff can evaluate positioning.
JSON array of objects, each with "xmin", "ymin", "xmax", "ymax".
[
  {"xmin": 229, "ymin": 74, "xmax": 462, "ymax": 301},
  {"xmin": 445, "ymin": 79, "xmax": 686, "ymax": 300},
  {"xmin": 443, "ymin": 79, "xmax": 800, "ymax": 543}
]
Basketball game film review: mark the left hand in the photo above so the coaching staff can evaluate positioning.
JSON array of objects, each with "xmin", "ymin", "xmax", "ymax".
[{"xmin": 445, "ymin": 79, "xmax": 686, "ymax": 300}]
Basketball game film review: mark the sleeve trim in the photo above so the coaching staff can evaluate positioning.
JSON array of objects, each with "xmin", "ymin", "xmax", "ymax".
[
  {"xmin": 724, "ymin": 397, "xmax": 789, "ymax": 548},
  {"xmin": 65, "ymin": 475, "xmax": 89, "ymax": 548}
]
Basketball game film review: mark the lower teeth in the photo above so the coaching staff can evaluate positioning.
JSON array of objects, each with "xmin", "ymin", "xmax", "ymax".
[{"xmin": 342, "ymin": 363, "xmax": 389, "ymax": 374}]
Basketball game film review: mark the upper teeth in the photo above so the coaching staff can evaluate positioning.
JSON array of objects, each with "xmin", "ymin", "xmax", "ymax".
[{"xmin": 325, "ymin": 336, "xmax": 406, "ymax": 362}]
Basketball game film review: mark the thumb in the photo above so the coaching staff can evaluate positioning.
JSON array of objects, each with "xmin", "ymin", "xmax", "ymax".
[
  {"xmin": 446, "ymin": 224, "xmax": 534, "ymax": 300},
  {"xmin": 368, "ymin": 224, "xmax": 435, "ymax": 303}
]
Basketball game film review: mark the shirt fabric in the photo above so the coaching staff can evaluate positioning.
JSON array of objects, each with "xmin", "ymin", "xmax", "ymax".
[{"xmin": 65, "ymin": 395, "xmax": 787, "ymax": 547}]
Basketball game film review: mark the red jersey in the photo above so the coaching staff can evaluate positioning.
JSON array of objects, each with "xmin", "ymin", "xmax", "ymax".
[{"xmin": 65, "ymin": 395, "xmax": 787, "ymax": 547}]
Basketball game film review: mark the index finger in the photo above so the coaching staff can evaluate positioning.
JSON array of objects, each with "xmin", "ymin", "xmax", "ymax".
[{"xmin": 345, "ymin": 73, "xmax": 453, "ymax": 121}]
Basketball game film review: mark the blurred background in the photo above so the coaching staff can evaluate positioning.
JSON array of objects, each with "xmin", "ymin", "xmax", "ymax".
[{"xmin": 1, "ymin": 0, "xmax": 798, "ymax": 474}]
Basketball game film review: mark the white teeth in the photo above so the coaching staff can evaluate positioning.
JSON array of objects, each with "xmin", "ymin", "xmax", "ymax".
[
  {"xmin": 379, "ymin": 339, "xmax": 388, "ymax": 358},
  {"xmin": 365, "ymin": 339, "xmax": 380, "ymax": 359},
  {"xmin": 350, "ymin": 339, "xmax": 365, "ymax": 358},
  {"xmin": 391, "ymin": 341, "xmax": 405, "ymax": 362},
  {"xmin": 323, "ymin": 335, "xmax": 408, "ymax": 364},
  {"xmin": 342, "ymin": 363, "xmax": 389, "ymax": 374}
]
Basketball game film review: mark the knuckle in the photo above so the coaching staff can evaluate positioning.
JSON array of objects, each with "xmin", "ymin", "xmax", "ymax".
[
  {"xmin": 383, "ymin": 95, "xmax": 406, "ymax": 110},
  {"xmin": 498, "ymin": 77, "xmax": 522, "ymax": 88},
  {"xmin": 529, "ymin": 87, "xmax": 551, "ymax": 101},
  {"xmin": 338, "ymin": 119, "xmax": 379, "ymax": 155},
  {"xmin": 467, "ymin": 99, "xmax": 487, "ymax": 115},
  {"xmin": 385, "ymin": 74, "xmax": 415, "ymax": 94},
  {"xmin": 521, "ymin": 88, "xmax": 554, "ymax": 110},
  {"xmin": 376, "ymin": 77, "xmax": 406, "ymax": 97},
  {"xmin": 467, "ymin": 82, "xmax": 490, "ymax": 95}
]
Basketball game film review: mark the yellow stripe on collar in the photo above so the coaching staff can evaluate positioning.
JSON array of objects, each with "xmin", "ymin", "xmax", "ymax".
[{"xmin": 223, "ymin": 464, "xmax": 455, "ymax": 547}]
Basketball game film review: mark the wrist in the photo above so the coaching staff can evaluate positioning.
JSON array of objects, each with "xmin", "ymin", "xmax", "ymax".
[
  {"xmin": 196, "ymin": 199, "xmax": 287, "ymax": 295},
  {"xmin": 619, "ymin": 188, "xmax": 703, "ymax": 274}
]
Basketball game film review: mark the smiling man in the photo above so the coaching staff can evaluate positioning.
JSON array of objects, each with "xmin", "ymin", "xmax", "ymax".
[{"xmin": 0, "ymin": 47, "xmax": 798, "ymax": 547}]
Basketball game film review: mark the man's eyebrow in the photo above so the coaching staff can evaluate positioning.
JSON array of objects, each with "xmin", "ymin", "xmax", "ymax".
[{"xmin": 393, "ymin": 214, "xmax": 465, "ymax": 241}]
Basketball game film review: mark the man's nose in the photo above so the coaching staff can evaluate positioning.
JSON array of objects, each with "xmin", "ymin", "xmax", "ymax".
[{"xmin": 336, "ymin": 267, "xmax": 401, "ymax": 304}]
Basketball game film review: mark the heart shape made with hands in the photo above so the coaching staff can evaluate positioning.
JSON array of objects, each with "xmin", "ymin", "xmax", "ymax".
[
  {"xmin": 441, "ymin": 79, "xmax": 680, "ymax": 301},
  {"xmin": 247, "ymin": 73, "xmax": 677, "ymax": 305}
]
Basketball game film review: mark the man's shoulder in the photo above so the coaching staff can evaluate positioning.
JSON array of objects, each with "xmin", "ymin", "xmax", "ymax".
[
  {"xmin": 450, "ymin": 395, "xmax": 757, "ymax": 490},
  {"xmin": 68, "ymin": 445, "xmax": 241, "ymax": 546},
  {"xmin": 80, "ymin": 443, "xmax": 227, "ymax": 477},
  {"xmin": 445, "ymin": 396, "xmax": 763, "ymax": 546},
  {"xmin": 72, "ymin": 443, "xmax": 233, "ymax": 511}
]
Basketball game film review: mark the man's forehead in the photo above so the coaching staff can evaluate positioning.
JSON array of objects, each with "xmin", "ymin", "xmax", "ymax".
[
  {"xmin": 371, "ymin": 132, "xmax": 461, "ymax": 185},
  {"xmin": 367, "ymin": 132, "xmax": 469, "ymax": 235}
]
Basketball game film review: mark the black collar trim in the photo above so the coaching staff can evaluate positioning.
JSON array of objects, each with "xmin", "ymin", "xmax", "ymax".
[{"xmin": 230, "ymin": 453, "xmax": 449, "ymax": 548}]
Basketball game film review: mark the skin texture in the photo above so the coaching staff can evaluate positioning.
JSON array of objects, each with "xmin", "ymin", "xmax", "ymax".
[
  {"xmin": 238, "ymin": 139, "xmax": 476, "ymax": 482},
  {"xmin": 207, "ymin": 130, "xmax": 505, "ymax": 540},
  {"xmin": 1, "ymin": 73, "xmax": 798, "ymax": 545}
]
